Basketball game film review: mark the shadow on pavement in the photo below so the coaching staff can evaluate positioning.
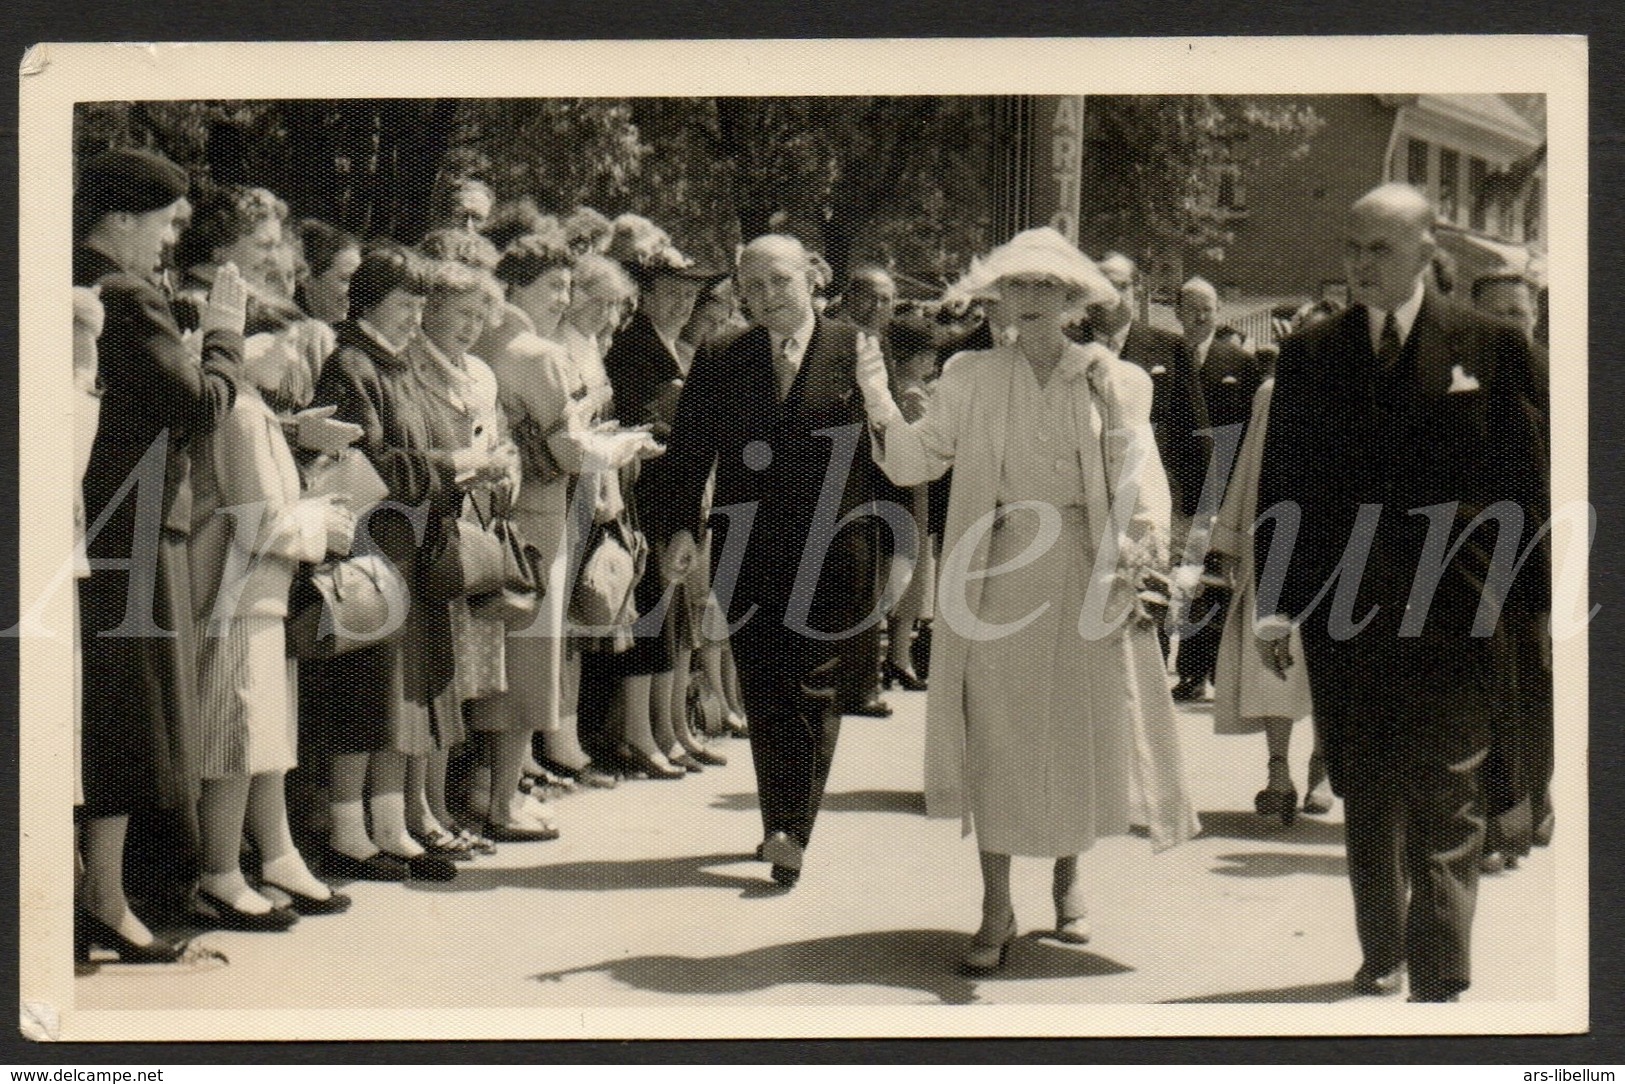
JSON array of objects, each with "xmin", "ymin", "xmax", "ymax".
[
  {"xmin": 1161, "ymin": 979, "xmax": 1364, "ymax": 1004},
  {"xmin": 1210, "ymin": 850, "xmax": 1348, "ymax": 878},
  {"xmin": 402, "ymin": 852, "xmax": 770, "ymax": 895},
  {"xmin": 1197, "ymin": 809, "xmax": 1345, "ymax": 846},
  {"xmin": 709, "ymin": 789, "xmax": 927, "ymax": 816},
  {"xmin": 531, "ymin": 929, "xmax": 1133, "ymax": 1005}
]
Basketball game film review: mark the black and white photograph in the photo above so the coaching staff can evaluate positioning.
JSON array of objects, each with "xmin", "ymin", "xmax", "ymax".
[{"xmin": 15, "ymin": 37, "xmax": 1588, "ymax": 1041}]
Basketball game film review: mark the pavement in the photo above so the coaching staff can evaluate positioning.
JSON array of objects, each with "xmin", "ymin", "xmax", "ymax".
[{"xmin": 74, "ymin": 683, "xmax": 1555, "ymax": 1016}]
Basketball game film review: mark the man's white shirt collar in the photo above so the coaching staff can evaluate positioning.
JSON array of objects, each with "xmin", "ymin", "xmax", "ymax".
[{"xmin": 1368, "ymin": 277, "xmax": 1427, "ymax": 347}]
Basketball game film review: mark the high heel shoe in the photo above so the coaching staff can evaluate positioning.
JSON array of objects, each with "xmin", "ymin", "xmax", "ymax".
[
  {"xmin": 190, "ymin": 887, "xmax": 299, "ymax": 932},
  {"xmin": 880, "ymin": 659, "xmax": 928, "ymax": 692},
  {"xmin": 75, "ymin": 908, "xmax": 188, "ymax": 964},
  {"xmin": 1053, "ymin": 892, "xmax": 1091, "ymax": 945},
  {"xmin": 616, "ymin": 743, "xmax": 686, "ymax": 780},
  {"xmin": 1302, "ymin": 753, "xmax": 1334, "ymax": 815},
  {"xmin": 1254, "ymin": 755, "xmax": 1298, "ymax": 827},
  {"xmin": 961, "ymin": 912, "xmax": 1018, "ymax": 976}
]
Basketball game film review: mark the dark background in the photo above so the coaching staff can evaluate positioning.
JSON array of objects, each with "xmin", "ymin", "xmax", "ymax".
[{"xmin": 2, "ymin": 0, "xmax": 1617, "ymax": 1065}]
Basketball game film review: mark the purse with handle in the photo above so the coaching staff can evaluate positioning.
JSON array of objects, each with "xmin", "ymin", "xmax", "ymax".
[
  {"xmin": 466, "ymin": 489, "xmax": 545, "ymax": 627},
  {"xmin": 288, "ymin": 553, "xmax": 411, "ymax": 659}
]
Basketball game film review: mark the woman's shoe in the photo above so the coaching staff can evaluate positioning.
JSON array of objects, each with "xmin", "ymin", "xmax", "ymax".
[
  {"xmin": 261, "ymin": 882, "xmax": 353, "ymax": 916},
  {"xmin": 454, "ymin": 829, "xmax": 498, "ymax": 856},
  {"xmin": 1255, "ymin": 756, "xmax": 1298, "ymax": 827},
  {"xmin": 1053, "ymin": 894, "xmax": 1091, "ymax": 945},
  {"xmin": 881, "ymin": 659, "xmax": 928, "ymax": 692},
  {"xmin": 960, "ymin": 912, "xmax": 1018, "ymax": 976},
  {"xmin": 669, "ymin": 751, "xmax": 705, "ymax": 774},
  {"xmin": 690, "ymin": 745, "xmax": 728, "ymax": 768},
  {"xmin": 1302, "ymin": 753, "xmax": 1334, "ymax": 815},
  {"xmin": 414, "ymin": 828, "xmax": 477, "ymax": 861},
  {"xmin": 384, "ymin": 851, "xmax": 458, "ymax": 882},
  {"xmin": 617, "ymin": 743, "xmax": 686, "ymax": 780},
  {"xmin": 483, "ymin": 819, "xmax": 561, "ymax": 843},
  {"xmin": 578, "ymin": 763, "xmax": 620, "ymax": 789},
  {"xmin": 722, "ymin": 713, "xmax": 751, "ymax": 739},
  {"xmin": 190, "ymin": 887, "xmax": 299, "ymax": 932},
  {"xmin": 75, "ymin": 909, "xmax": 188, "ymax": 964}
]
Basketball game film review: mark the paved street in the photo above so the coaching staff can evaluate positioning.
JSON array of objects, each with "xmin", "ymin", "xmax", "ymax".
[{"xmin": 75, "ymin": 685, "xmax": 1556, "ymax": 1015}]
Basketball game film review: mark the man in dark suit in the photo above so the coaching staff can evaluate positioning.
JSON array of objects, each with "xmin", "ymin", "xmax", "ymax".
[
  {"xmin": 649, "ymin": 235, "xmax": 893, "ymax": 888},
  {"xmin": 1172, "ymin": 277, "xmax": 1264, "ymax": 701},
  {"xmin": 1470, "ymin": 270, "xmax": 1554, "ymax": 865},
  {"xmin": 1070, "ymin": 253, "xmax": 1210, "ymax": 657},
  {"xmin": 1256, "ymin": 184, "xmax": 1547, "ymax": 1002}
]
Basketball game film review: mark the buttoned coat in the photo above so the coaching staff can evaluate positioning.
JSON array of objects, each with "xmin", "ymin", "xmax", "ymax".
[{"xmin": 875, "ymin": 342, "xmax": 1199, "ymax": 850}]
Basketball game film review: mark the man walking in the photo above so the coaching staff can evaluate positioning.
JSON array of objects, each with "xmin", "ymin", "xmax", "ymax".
[
  {"xmin": 649, "ymin": 235, "xmax": 891, "ymax": 888},
  {"xmin": 1256, "ymin": 184, "xmax": 1547, "ymax": 1002}
]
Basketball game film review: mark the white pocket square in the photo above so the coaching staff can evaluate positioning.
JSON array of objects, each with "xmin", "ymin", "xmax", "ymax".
[
  {"xmin": 1448, "ymin": 364, "xmax": 1481, "ymax": 393},
  {"xmin": 1150, "ymin": 364, "xmax": 1167, "ymax": 376},
  {"xmin": 1221, "ymin": 374, "xmax": 1238, "ymax": 384}
]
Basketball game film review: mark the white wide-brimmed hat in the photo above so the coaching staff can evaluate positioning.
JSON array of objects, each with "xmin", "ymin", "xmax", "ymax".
[{"xmin": 946, "ymin": 227, "xmax": 1119, "ymax": 310}]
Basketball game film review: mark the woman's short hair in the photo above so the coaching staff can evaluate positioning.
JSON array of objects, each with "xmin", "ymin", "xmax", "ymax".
[
  {"xmin": 348, "ymin": 244, "xmax": 431, "ymax": 319},
  {"xmin": 482, "ymin": 197, "xmax": 548, "ymax": 254},
  {"xmin": 174, "ymin": 184, "xmax": 289, "ymax": 273},
  {"xmin": 568, "ymin": 253, "xmax": 638, "ymax": 307},
  {"xmin": 423, "ymin": 258, "xmax": 504, "ymax": 315},
  {"xmin": 495, "ymin": 227, "xmax": 575, "ymax": 289},
  {"xmin": 419, "ymin": 227, "xmax": 501, "ymax": 271},
  {"xmin": 298, "ymin": 218, "xmax": 359, "ymax": 278}
]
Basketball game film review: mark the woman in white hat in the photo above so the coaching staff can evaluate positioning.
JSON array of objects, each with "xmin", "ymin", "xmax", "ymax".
[{"xmin": 857, "ymin": 228, "xmax": 1199, "ymax": 974}]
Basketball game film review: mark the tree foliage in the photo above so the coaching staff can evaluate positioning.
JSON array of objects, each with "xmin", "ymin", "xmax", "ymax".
[
  {"xmin": 74, "ymin": 94, "xmax": 1307, "ymax": 290},
  {"xmin": 1081, "ymin": 95, "xmax": 1325, "ymax": 261}
]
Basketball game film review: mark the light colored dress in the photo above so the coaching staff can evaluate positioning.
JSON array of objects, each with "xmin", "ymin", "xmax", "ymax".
[
  {"xmin": 1210, "ymin": 379, "xmax": 1314, "ymax": 734},
  {"xmin": 189, "ymin": 391, "xmax": 331, "ymax": 778},
  {"xmin": 877, "ymin": 342, "xmax": 1199, "ymax": 856},
  {"xmin": 406, "ymin": 334, "xmax": 515, "ymax": 738},
  {"xmin": 477, "ymin": 305, "xmax": 596, "ymax": 735}
]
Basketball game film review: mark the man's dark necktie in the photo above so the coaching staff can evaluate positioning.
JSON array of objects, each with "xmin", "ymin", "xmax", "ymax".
[{"xmin": 1376, "ymin": 311, "xmax": 1401, "ymax": 372}]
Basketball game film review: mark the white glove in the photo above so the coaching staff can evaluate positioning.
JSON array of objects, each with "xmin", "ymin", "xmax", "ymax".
[
  {"xmin": 854, "ymin": 331, "xmax": 900, "ymax": 426},
  {"xmin": 200, "ymin": 262, "xmax": 248, "ymax": 337}
]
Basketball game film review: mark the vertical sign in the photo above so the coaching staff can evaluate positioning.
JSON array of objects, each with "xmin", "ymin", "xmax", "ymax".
[{"xmin": 1028, "ymin": 96, "xmax": 1086, "ymax": 243}]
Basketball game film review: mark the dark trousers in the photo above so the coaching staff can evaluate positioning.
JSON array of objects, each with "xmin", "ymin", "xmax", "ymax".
[
  {"xmin": 730, "ymin": 626, "xmax": 845, "ymax": 850},
  {"xmin": 1342, "ymin": 747, "xmax": 1486, "ymax": 999},
  {"xmin": 1176, "ymin": 585, "xmax": 1231, "ymax": 687}
]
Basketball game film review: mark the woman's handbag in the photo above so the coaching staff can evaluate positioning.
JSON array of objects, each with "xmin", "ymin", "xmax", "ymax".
[
  {"xmin": 424, "ymin": 488, "xmax": 509, "ymax": 601},
  {"xmin": 288, "ymin": 554, "xmax": 411, "ymax": 659},
  {"xmin": 569, "ymin": 516, "xmax": 647, "ymax": 644},
  {"xmin": 470, "ymin": 519, "xmax": 546, "ymax": 627}
]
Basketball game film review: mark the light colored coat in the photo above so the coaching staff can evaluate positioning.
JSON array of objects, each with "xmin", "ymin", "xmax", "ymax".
[{"xmin": 876, "ymin": 341, "xmax": 1199, "ymax": 850}]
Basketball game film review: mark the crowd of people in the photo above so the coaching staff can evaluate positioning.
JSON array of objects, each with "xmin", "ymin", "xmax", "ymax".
[{"xmin": 69, "ymin": 145, "xmax": 1552, "ymax": 1003}]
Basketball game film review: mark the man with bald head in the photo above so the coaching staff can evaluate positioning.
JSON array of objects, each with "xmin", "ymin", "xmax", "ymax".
[
  {"xmin": 647, "ymin": 234, "xmax": 889, "ymax": 888},
  {"xmin": 1172, "ymin": 276, "xmax": 1263, "ymax": 701},
  {"xmin": 1255, "ymin": 184, "xmax": 1548, "ymax": 1001}
]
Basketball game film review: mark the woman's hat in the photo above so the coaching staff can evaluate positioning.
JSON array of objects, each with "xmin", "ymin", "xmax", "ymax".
[
  {"xmin": 946, "ymin": 227, "xmax": 1118, "ymax": 309},
  {"xmin": 605, "ymin": 214, "xmax": 718, "ymax": 286},
  {"xmin": 76, "ymin": 148, "xmax": 190, "ymax": 218}
]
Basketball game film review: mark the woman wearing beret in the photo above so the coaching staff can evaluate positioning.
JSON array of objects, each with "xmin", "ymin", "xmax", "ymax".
[
  {"xmin": 860, "ymin": 228, "xmax": 1199, "ymax": 974},
  {"xmin": 74, "ymin": 148, "xmax": 246, "ymax": 962}
]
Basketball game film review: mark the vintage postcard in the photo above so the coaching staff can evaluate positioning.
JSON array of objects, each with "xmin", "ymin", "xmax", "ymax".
[{"xmin": 16, "ymin": 36, "xmax": 1588, "ymax": 1041}]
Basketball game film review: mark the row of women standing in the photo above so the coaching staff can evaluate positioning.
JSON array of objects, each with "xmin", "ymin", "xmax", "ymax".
[{"xmin": 72, "ymin": 148, "xmax": 747, "ymax": 963}]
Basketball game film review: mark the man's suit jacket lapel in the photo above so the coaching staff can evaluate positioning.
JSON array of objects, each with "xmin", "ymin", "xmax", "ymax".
[{"xmin": 1408, "ymin": 293, "xmax": 1465, "ymax": 399}]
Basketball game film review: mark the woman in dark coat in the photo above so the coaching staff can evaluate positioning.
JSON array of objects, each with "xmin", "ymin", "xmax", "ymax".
[
  {"xmin": 74, "ymin": 148, "xmax": 245, "ymax": 962},
  {"xmin": 301, "ymin": 246, "xmax": 505, "ymax": 881}
]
